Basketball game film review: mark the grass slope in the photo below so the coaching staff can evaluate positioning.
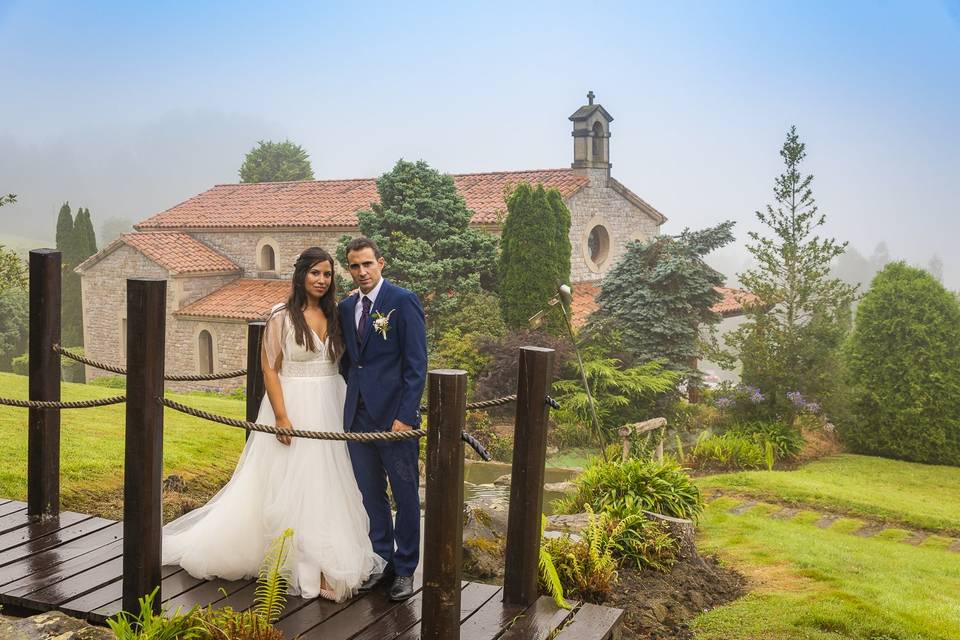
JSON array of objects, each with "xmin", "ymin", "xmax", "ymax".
[
  {"xmin": 696, "ymin": 454, "xmax": 960, "ymax": 533},
  {"xmin": 694, "ymin": 497, "xmax": 960, "ymax": 639},
  {"xmin": 0, "ymin": 371, "xmax": 245, "ymax": 517}
]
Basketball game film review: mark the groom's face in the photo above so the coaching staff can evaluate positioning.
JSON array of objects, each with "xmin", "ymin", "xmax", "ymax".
[{"xmin": 346, "ymin": 247, "xmax": 385, "ymax": 294}]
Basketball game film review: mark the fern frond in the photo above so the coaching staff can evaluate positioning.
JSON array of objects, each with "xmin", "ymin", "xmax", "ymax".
[{"xmin": 255, "ymin": 528, "xmax": 293, "ymax": 624}]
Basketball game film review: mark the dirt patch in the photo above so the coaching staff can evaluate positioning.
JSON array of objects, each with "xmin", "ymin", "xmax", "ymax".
[
  {"xmin": 795, "ymin": 426, "xmax": 845, "ymax": 463},
  {"xmin": 605, "ymin": 555, "xmax": 746, "ymax": 640}
]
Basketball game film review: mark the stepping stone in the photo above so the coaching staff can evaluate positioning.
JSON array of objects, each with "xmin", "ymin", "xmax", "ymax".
[
  {"xmin": 814, "ymin": 515, "xmax": 839, "ymax": 528},
  {"xmin": 770, "ymin": 507, "xmax": 798, "ymax": 520},
  {"xmin": 902, "ymin": 531, "xmax": 930, "ymax": 546},
  {"xmin": 853, "ymin": 523, "xmax": 885, "ymax": 537},
  {"xmin": 728, "ymin": 501, "xmax": 758, "ymax": 515},
  {"xmin": 949, "ymin": 539, "xmax": 960, "ymax": 553}
]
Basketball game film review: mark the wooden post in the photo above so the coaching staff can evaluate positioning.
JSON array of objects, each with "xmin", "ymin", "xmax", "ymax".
[
  {"xmin": 503, "ymin": 346, "xmax": 555, "ymax": 606},
  {"xmin": 245, "ymin": 321, "xmax": 266, "ymax": 440},
  {"xmin": 123, "ymin": 278, "xmax": 166, "ymax": 615},
  {"xmin": 421, "ymin": 369, "xmax": 467, "ymax": 640},
  {"xmin": 28, "ymin": 249, "xmax": 61, "ymax": 520}
]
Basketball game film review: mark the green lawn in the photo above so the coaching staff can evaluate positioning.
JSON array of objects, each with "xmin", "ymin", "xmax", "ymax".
[
  {"xmin": 694, "ymin": 496, "xmax": 960, "ymax": 639},
  {"xmin": 0, "ymin": 371, "xmax": 245, "ymax": 518},
  {"xmin": 696, "ymin": 454, "xmax": 960, "ymax": 533}
]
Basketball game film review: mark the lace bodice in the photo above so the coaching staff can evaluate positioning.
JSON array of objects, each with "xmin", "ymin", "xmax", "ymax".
[{"xmin": 263, "ymin": 306, "xmax": 338, "ymax": 376}]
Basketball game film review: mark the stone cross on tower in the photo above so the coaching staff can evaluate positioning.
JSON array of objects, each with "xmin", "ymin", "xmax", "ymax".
[
  {"xmin": 569, "ymin": 94, "xmax": 613, "ymax": 173},
  {"xmin": 587, "ymin": 91, "xmax": 595, "ymax": 105}
]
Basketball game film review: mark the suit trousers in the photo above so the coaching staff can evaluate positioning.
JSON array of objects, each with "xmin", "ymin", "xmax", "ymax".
[{"xmin": 347, "ymin": 403, "xmax": 421, "ymax": 577}]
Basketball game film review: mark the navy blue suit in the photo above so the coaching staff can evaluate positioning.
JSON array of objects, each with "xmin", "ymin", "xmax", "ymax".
[{"xmin": 339, "ymin": 279, "xmax": 427, "ymax": 577}]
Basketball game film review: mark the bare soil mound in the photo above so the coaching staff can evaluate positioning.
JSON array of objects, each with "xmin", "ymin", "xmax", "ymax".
[{"xmin": 606, "ymin": 555, "xmax": 746, "ymax": 640}]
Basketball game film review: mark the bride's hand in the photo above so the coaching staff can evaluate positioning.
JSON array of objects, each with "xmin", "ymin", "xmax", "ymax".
[{"xmin": 276, "ymin": 416, "xmax": 294, "ymax": 446}]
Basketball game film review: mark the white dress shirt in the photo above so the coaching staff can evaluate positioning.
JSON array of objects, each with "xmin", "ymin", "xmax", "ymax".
[{"xmin": 355, "ymin": 277, "xmax": 385, "ymax": 331}]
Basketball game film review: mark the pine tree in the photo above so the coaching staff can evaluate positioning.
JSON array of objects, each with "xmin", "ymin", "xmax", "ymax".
[
  {"xmin": 336, "ymin": 159, "xmax": 498, "ymax": 333},
  {"xmin": 239, "ymin": 140, "xmax": 314, "ymax": 183},
  {"xmin": 497, "ymin": 183, "xmax": 571, "ymax": 332},
  {"xmin": 592, "ymin": 221, "xmax": 735, "ymax": 384},
  {"xmin": 728, "ymin": 126, "xmax": 856, "ymax": 415}
]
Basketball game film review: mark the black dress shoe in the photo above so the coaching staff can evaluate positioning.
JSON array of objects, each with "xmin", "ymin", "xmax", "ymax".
[
  {"xmin": 388, "ymin": 575, "xmax": 415, "ymax": 601},
  {"xmin": 358, "ymin": 568, "xmax": 393, "ymax": 593}
]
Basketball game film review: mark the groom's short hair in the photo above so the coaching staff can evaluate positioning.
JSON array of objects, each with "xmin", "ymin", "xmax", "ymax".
[{"xmin": 345, "ymin": 236, "xmax": 382, "ymax": 260}]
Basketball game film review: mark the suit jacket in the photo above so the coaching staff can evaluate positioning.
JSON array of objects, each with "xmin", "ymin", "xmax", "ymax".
[{"xmin": 338, "ymin": 278, "xmax": 427, "ymax": 432}]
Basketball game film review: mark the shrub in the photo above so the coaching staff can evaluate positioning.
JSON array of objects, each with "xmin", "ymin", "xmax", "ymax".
[
  {"xmin": 107, "ymin": 588, "xmax": 204, "ymax": 639},
  {"xmin": 9, "ymin": 347, "xmax": 87, "ymax": 382},
  {"xmin": 554, "ymin": 457, "xmax": 703, "ymax": 521},
  {"xmin": 11, "ymin": 352, "xmax": 27, "ymax": 375},
  {"xmin": 464, "ymin": 410, "xmax": 512, "ymax": 462},
  {"xmin": 844, "ymin": 262, "xmax": 960, "ymax": 465},
  {"xmin": 602, "ymin": 513, "xmax": 679, "ymax": 572},
  {"xmin": 474, "ymin": 329, "xmax": 572, "ymax": 408},
  {"xmin": 539, "ymin": 505, "xmax": 619, "ymax": 603},
  {"xmin": 688, "ymin": 432, "xmax": 766, "ymax": 471},
  {"xmin": 726, "ymin": 420, "xmax": 804, "ymax": 460},
  {"xmin": 549, "ymin": 418, "xmax": 595, "ymax": 450}
]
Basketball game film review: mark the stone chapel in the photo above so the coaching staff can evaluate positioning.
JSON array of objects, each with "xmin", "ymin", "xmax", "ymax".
[{"xmin": 76, "ymin": 94, "xmax": 746, "ymax": 390}]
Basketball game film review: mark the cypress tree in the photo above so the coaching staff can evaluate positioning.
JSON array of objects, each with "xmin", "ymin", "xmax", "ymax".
[
  {"xmin": 497, "ymin": 183, "xmax": 571, "ymax": 332},
  {"xmin": 75, "ymin": 208, "xmax": 98, "ymax": 259},
  {"xmin": 55, "ymin": 202, "xmax": 74, "ymax": 255}
]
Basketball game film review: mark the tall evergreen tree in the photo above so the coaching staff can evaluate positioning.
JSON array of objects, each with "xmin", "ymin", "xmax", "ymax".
[
  {"xmin": 728, "ymin": 126, "xmax": 856, "ymax": 415},
  {"xmin": 497, "ymin": 183, "xmax": 572, "ymax": 332},
  {"xmin": 55, "ymin": 202, "xmax": 74, "ymax": 257},
  {"xmin": 74, "ymin": 208, "xmax": 98, "ymax": 258},
  {"xmin": 336, "ymin": 159, "xmax": 498, "ymax": 333},
  {"xmin": 592, "ymin": 221, "xmax": 735, "ymax": 384}
]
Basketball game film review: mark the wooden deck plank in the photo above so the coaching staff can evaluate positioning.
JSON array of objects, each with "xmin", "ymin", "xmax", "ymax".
[
  {"xmin": 0, "ymin": 512, "xmax": 91, "ymax": 553},
  {"xmin": 342, "ymin": 582, "xmax": 476, "ymax": 640},
  {"xmin": 458, "ymin": 591, "xmax": 527, "ymax": 639},
  {"xmin": 0, "ymin": 501, "xmax": 27, "ymax": 518},
  {"xmin": 4, "ymin": 552, "xmax": 123, "ymax": 610},
  {"xmin": 392, "ymin": 582, "xmax": 503, "ymax": 640},
  {"xmin": 552, "ymin": 602, "xmax": 625, "ymax": 640},
  {"xmin": 63, "ymin": 565, "xmax": 185, "ymax": 620},
  {"xmin": 0, "ymin": 521, "xmax": 121, "ymax": 589},
  {"xmin": 285, "ymin": 574, "xmax": 425, "ymax": 639},
  {"xmin": 0, "ymin": 510, "xmax": 32, "ymax": 536},
  {"xmin": 497, "ymin": 596, "xmax": 576, "ymax": 640},
  {"xmin": 163, "ymin": 576, "xmax": 255, "ymax": 614},
  {"xmin": 0, "ymin": 519, "xmax": 119, "ymax": 572},
  {"xmin": 0, "ymin": 532, "xmax": 123, "ymax": 595}
]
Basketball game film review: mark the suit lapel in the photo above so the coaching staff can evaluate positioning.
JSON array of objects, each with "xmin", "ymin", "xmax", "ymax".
[
  {"xmin": 342, "ymin": 295, "xmax": 360, "ymax": 359},
  {"xmin": 359, "ymin": 279, "xmax": 391, "ymax": 354}
]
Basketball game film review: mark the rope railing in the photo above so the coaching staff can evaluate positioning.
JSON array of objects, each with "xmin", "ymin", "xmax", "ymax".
[
  {"xmin": 0, "ymin": 396, "xmax": 127, "ymax": 409},
  {"xmin": 53, "ymin": 345, "xmax": 248, "ymax": 381}
]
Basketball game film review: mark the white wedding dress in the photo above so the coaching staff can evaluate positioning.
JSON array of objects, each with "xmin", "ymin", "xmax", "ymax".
[{"xmin": 161, "ymin": 306, "xmax": 385, "ymax": 602}]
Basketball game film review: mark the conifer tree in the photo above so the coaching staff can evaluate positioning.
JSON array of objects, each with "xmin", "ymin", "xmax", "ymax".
[
  {"xmin": 336, "ymin": 159, "xmax": 498, "ymax": 332},
  {"xmin": 497, "ymin": 183, "xmax": 571, "ymax": 332},
  {"xmin": 592, "ymin": 221, "xmax": 735, "ymax": 384},
  {"xmin": 55, "ymin": 202, "xmax": 74, "ymax": 257},
  {"xmin": 74, "ymin": 208, "xmax": 98, "ymax": 259},
  {"xmin": 728, "ymin": 126, "xmax": 856, "ymax": 415}
]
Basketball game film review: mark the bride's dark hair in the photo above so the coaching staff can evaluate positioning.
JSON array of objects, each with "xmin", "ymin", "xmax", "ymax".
[{"xmin": 282, "ymin": 246, "xmax": 344, "ymax": 361}]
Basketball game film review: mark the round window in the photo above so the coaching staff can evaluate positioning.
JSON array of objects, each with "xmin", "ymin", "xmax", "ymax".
[{"xmin": 587, "ymin": 225, "xmax": 610, "ymax": 268}]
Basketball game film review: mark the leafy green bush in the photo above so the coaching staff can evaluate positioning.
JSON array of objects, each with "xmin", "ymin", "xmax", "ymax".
[
  {"xmin": 727, "ymin": 420, "xmax": 804, "ymax": 460},
  {"xmin": 11, "ymin": 352, "xmax": 27, "ymax": 375},
  {"xmin": 602, "ymin": 512, "xmax": 679, "ymax": 571},
  {"xmin": 844, "ymin": 262, "xmax": 960, "ymax": 465},
  {"xmin": 688, "ymin": 432, "xmax": 766, "ymax": 471},
  {"xmin": 550, "ymin": 418, "xmax": 595, "ymax": 449},
  {"xmin": 464, "ymin": 410, "xmax": 512, "ymax": 462},
  {"xmin": 554, "ymin": 457, "xmax": 703, "ymax": 521},
  {"xmin": 107, "ymin": 588, "xmax": 204, "ymax": 639},
  {"xmin": 540, "ymin": 505, "xmax": 620, "ymax": 603},
  {"xmin": 9, "ymin": 347, "xmax": 87, "ymax": 382}
]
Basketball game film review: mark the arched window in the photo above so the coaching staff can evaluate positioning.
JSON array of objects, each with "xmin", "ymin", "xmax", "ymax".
[
  {"xmin": 259, "ymin": 244, "xmax": 276, "ymax": 271},
  {"xmin": 198, "ymin": 330, "xmax": 214, "ymax": 374},
  {"xmin": 592, "ymin": 121, "xmax": 604, "ymax": 162},
  {"xmin": 587, "ymin": 224, "xmax": 611, "ymax": 268}
]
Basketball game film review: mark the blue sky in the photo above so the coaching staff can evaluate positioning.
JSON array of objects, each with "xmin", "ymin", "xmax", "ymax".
[{"xmin": 1, "ymin": 1, "xmax": 958, "ymax": 286}]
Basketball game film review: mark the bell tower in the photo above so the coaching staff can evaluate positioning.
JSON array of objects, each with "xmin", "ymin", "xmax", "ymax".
[{"xmin": 569, "ymin": 91, "xmax": 613, "ymax": 174}]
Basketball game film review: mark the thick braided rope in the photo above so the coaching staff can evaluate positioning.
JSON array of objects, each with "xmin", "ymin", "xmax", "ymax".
[
  {"xmin": 0, "ymin": 396, "xmax": 126, "ymax": 409},
  {"xmin": 158, "ymin": 397, "xmax": 426, "ymax": 441},
  {"xmin": 53, "ymin": 345, "xmax": 247, "ymax": 381}
]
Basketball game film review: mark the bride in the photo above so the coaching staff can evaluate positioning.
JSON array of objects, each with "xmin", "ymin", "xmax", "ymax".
[{"xmin": 161, "ymin": 246, "xmax": 385, "ymax": 602}]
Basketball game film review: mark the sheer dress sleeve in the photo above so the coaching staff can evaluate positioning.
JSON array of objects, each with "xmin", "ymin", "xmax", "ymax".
[{"xmin": 262, "ymin": 304, "xmax": 287, "ymax": 371}]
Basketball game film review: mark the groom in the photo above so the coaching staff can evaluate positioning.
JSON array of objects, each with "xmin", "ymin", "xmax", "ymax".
[{"xmin": 339, "ymin": 236, "xmax": 427, "ymax": 601}]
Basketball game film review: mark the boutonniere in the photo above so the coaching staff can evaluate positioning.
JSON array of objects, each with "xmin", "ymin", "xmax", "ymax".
[{"xmin": 372, "ymin": 309, "xmax": 395, "ymax": 340}]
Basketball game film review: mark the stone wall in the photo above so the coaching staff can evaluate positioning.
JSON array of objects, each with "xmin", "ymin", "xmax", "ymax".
[
  {"xmin": 80, "ymin": 246, "xmax": 248, "ymax": 390},
  {"xmin": 190, "ymin": 230, "xmax": 349, "ymax": 278},
  {"xmin": 567, "ymin": 168, "xmax": 661, "ymax": 283}
]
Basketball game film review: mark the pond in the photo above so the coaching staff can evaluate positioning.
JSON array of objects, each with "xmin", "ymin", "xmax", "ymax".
[{"xmin": 462, "ymin": 460, "xmax": 580, "ymax": 516}]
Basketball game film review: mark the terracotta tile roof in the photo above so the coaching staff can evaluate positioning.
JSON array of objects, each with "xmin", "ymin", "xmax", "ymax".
[
  {"xmin": 570, "ymin": 283, "xmax": 758, "ymax": 327},
  {"xmin": 571, "ymin": 282, "xmax": 601, "ymax": 328},
  {"xmin": 135, "ymin": 169, "xmax": 589, "ymax": 230},
  {"xmin": 117, "ymin": 232, "xmax": 239, "ymax": 275},
  {"xmin": 713, "ymin": 286, "xmax": 761, "ymax": 317},
  {"xmin": 176, "ymin": 278, "xmax": 291, "ymax": 321}
]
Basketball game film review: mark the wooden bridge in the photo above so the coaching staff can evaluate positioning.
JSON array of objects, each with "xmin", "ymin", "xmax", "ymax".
[{"xmin": 0, "ymin": 249, "xmax": 625, "ymax": 639}]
